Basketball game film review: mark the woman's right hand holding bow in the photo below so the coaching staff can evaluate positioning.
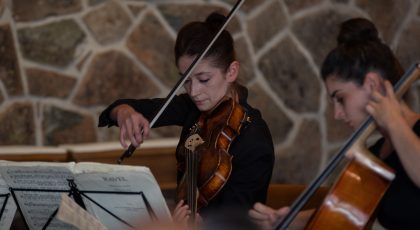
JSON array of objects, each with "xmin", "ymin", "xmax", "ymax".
[{"xmin": 111, "ymin": 104, "xmax": 150, "ymax": 148}]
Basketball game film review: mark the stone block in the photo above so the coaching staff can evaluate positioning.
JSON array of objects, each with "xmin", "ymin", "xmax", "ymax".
[
  {"xmin": 395, "ymin": 20, "xmax": 420, "ymax": 69},
  {"xmin": 73, "ymin": 50, "xmax": 159, "ymax": 106},
  {"xmin": 0, "ymin": 24, "xmax": 23, "ymax": 96},
  {"xmin": 42, "ymin": 105, "xmax": 96, "ymax": 145},
  {"xmin": 220, "ymin": 0, "xmax": 265, "ymax": 14},
  {"xmin": 355, "ymin": 0, "xmax": 411, "ymax": 43},
  {"xmin": 158, "ymin": 4, "xmax": 241, "ymax": 34},
  {"xmin": 272, "ymin": 119, "xmax": 322, "ymax": 183},
  {"xmin": 259, "ymin": 37, "xmax": 321, "ymax": 113},
  {"xmin": 247, "ymin": 0, "xmax": 286, "ymax": 51},
  {"xmin": 17, "ymin": 20, "xmax": 85, "ymax": 67},
  {"xmin": 26, "ymin": 68, "xmax": 76, "ymax": 98},
  {"xmin": 248, "ymin": 83, "xmax": 293, "ymax": 145},
  {"xmin": 235, "ymin": 37, "xmax": 254, "ymax": 84},
  {"xmin": 284, "ymin": 0, "xmax": 324, "ymax": 14},
  {"xmin": 127, "ymin": 4, "xmax": 146, "ymax": 17},
  {"xmin": 12, "ymin": 0, "xmax": 82, "ymax": 22},
  {"xmin": 0, "ymin": 102, "xmax": 35, "ymax": 145},
  {"xmin": 0, "ymin": 0, "xmax": 4, "ymax": 17},
  {"xmin": 127, "ymin": 12, "xmax": 178, "ymax": 87},
  {"xmin": 83, "ymin": 1, "xmax": 132, "ymax": 45},
  {"xmin": 292, "ymin": 9, "xmax": 360, "ymax": 66}
]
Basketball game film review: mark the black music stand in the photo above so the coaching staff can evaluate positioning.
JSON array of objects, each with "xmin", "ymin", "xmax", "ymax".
[
  {"xmin": 9, "ymin": 179, "xmax": 157, "ymax": 230},
  {"xmin": 0, "ymin": 193, "xmax": 11, "ymax": 222}
]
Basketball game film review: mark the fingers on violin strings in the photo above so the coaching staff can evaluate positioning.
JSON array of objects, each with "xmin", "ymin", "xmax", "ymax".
[
  {"xmin": 173, "ymin": 206, "xmax": 191, "ymax": 222},
  {"xmin": 174, "ymin": 200, "xmax": 184, "ymax": 209}
]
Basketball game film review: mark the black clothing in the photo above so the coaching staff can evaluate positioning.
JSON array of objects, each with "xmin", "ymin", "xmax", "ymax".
[
  {"xmin": 370, "ymin": 120, "xmax": 420, "ymax": 230},
  {"xmin": 98, "ymin": 87, "xmax": 275, "ymax": 215}
]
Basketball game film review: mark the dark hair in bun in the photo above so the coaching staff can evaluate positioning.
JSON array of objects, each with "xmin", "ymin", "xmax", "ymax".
[
  {"xmin": 321, "ymin": 18, "xmax": 403, "ymax": 85},
  {"xmin": 337, "ymin": 18, "xmax": 380, "ymax": 44},
  {"xmin": 205, "ymin": 12, "xmax": 226, "ymax": 31},
  {"xmin": 174, "ymin": 12, "xmax": 234, "ymax": 72}
]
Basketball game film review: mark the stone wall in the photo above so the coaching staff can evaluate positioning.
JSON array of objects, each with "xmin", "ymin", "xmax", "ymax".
[{"xmin": 0, "ymin": 0, "xmax": 419, "ymax": 184}]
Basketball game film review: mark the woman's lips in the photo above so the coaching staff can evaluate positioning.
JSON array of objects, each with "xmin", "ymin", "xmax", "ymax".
[{"xmin": 194, "ymin": 100, "xmax": 205, "ymax": 105}]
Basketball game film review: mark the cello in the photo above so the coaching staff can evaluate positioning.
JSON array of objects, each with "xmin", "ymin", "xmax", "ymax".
[{"xmin": 275, "ymin": 62, "xmax": 420, "ymax": 229}]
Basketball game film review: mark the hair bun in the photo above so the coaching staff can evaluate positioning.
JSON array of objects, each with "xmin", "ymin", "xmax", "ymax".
[
  {"xmin": 337, "ymin": 18, "xmax": 381, "ymax": 44},
  {"xmin": 205, "ymin": 12, "xmax": 226, "ymax": 30}
]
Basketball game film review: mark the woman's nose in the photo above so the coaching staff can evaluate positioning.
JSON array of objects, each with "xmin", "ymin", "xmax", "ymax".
[
  {"xmin": 334, "ymin": 105, "xmax": 345, "ymax": 120},
  {"xmin": 189, "ymin": 81, "xmax": 200, "ymax": 97}
]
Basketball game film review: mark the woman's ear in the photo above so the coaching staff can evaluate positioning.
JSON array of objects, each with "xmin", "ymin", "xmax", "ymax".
[
  {"xmin": 226, "ymin": 61, "xmax": 239, "ymax": 83},
  {"xmin": 363, "ymin": 72, "xmax": 384, "ymax": 93}
]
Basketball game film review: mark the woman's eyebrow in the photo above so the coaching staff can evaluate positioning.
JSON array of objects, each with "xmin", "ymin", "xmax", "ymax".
[{"xmin": 330, "ymin": 90, "xmax": 339, "ymax": 98}]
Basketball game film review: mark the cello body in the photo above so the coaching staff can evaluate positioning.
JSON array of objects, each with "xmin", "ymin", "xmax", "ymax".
[{"xmin": 306, "ymin": 149, "xmax": 394, "ymax": 229}]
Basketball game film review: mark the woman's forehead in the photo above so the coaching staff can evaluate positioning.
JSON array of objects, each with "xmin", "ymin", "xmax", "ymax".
[{"xmin": 325, "ymin": 76, "xmax": 359, "ymax": 94}]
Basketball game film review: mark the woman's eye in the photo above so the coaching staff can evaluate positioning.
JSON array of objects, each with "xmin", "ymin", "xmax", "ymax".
[
  {"xmin": 199, "ymin": 79, "xmax": 209, "ymax": 83},
  {"xmin": 184, "ymin": 79, "xmax": 191, "ymax": 85},
  {"xmin": 336, "ymin": 97, "xmax": 344, "ymax": 104}
]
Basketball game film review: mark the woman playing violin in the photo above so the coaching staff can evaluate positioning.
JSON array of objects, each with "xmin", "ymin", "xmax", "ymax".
[
  {"xmin": 99, "ymin": 12, "xmax": 274, "ymax": 224},
  {"xmin": 249, "ymin": 18, "xmax": 420, "ymax": 230}
]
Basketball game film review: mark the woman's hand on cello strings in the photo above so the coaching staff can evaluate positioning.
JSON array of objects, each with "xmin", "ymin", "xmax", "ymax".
[
  {"xmin": 249, "ymin": 203, "xmax": 315, "ymax": 230},
  {"xmin": 366, "ymin": 80, "xmax": 407, "ymax": 132},
  {"xmin": 111, "ymin": 104, "xmax": 150, "ymax": 148},
  {"xmin": 248, "ymin": 202, "xmax": 290, "ymax": 230}
]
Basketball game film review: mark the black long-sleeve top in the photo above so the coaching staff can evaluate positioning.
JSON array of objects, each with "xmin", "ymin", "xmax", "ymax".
[
  {"xmin": 98, "ymin": 86, "xmax": 275, "ymax": 215},
  {"xmin": 370, "ymin": 119, "xmax": 420, "ymax": 229}
]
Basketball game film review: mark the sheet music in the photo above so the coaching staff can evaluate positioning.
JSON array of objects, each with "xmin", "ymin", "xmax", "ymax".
[
  {"xmin": 0, "ymin": 174, "xmax": 16, "ymax": 229},
  {"xmin": 74, "ymin": 163, "xmax": 171, "ymax": 230},
  {"xmin": 0, "ymin": 161, "xmax": 171, "ymax": 229},
  {"xmin": 0, "ymin": 162, "xmax": 78, "ymax": 230}
]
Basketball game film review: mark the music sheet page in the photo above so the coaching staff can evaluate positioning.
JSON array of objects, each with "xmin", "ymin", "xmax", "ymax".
[
  {"xmin": 0, "ymin": 161, "xmax": 78, "ymax": 230},
  {"xmin": 73, "ymin": 162, "xmax": 171, "ymax": 230},
  {"xmin": 0, "ymin": 175, "xmax": 16, "ymax": 229}
]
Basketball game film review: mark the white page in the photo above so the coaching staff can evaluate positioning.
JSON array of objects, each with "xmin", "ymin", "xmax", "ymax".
[
  {"xmin": 0, "ymin": 161, "xmax": 77, "ymax": 230},
  {"xmin": 74, "ymin": 162, "xmax": 171, "ymax": 229},
  {"xmin": 0, "ymin": 174, "xmax": 16, "ymax": 230}
]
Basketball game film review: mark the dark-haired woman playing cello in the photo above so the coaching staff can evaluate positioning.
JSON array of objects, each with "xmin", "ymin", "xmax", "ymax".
[
  {"xmin": 98, "ymin": 12, "xmax": 274, "ymax": 225},
  {"xmin": 249, "ymin": 18, "xmax": 420, "ymax": 230}
]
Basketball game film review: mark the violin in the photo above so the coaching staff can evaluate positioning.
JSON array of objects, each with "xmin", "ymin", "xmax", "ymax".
[
  {"xmin": 117, "ymin": 0, "xmax": 244, "ymax": 163},
  {"xmin": 276, "ymin": 62, "xmax": 420, "ymax": 230},
  {"xmin": 176, "ymin": 97, "xmax": 249, "ymax": 222}
]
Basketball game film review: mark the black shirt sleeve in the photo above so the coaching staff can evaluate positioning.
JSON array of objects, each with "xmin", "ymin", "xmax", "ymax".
[{"xmin": 98, "ymin": 94, "xmax": 198, "ymax": 128}]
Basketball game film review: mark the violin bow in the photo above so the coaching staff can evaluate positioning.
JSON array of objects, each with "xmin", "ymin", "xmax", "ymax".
[
  {"xmin": 118, "ymin": 0, "xmax": 245, "ymax": 164},
  {"xmin": 274, "ymin": 62, "xmax": 420, "ymax": 230}
]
